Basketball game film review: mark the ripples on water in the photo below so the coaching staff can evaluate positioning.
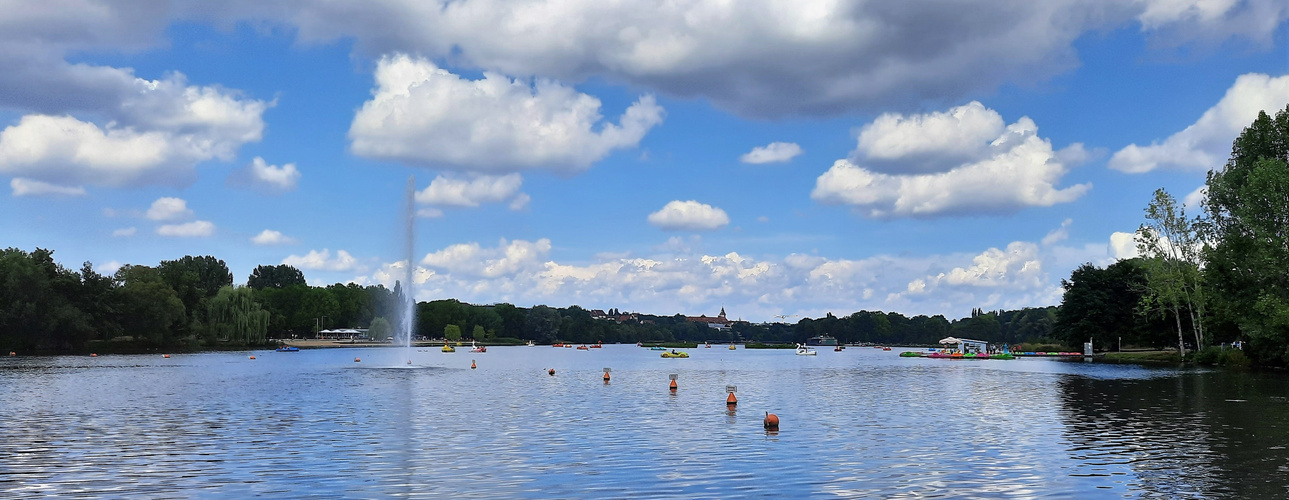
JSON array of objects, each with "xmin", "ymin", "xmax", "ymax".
[{"xmin": 2, "ymin": 347, "xmax": 1288, "ymax": 498}]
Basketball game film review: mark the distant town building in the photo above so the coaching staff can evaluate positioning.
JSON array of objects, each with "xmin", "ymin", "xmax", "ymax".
[
  {"xmin": 591, "ymin": 308, "xmax": 637, "ymax": 323},
  {"xmin": 687, "ymin": 308, "xmax": 732, "ymax": 331}
]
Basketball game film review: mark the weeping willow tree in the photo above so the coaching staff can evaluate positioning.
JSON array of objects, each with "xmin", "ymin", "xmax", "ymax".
[{"xmin": 206, "ymin": 286, "xmax": 270, "ymax": 345}]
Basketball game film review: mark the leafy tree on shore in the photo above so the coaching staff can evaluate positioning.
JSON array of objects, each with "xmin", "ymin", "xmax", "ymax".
[
  {"xmin": 113, "ymin": 265, "xmax": 186, "ymax": 346},
  {"xmin": 206, "ymin": 286, "xmax": 270, "ymax": 345},
  {"xmin": 1055, "ymin": 259, "xmax": 1173, "ymax": 350},
  {"xmin": 444, "ymin": 324, "xmax": 462, "ymax": 341},
  {"xmin": 247, "ymin": 264, "xmax": 306, "ymax": 289},
  {"xmin": 1136, "ymin": 189, "xmax": 1206, "ymax": 355},
  {"xmin": 1204, "ymin": 105, "xmax": 1289, "ymax": 366},
  {"xmin": 369, "ymin": 317, "xmax": 392, "ymax": 341}
]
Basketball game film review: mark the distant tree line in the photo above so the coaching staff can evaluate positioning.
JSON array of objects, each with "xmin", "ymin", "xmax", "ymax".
[{"xmin": 0, "ymin": 247, "xmax": 1064, "ymax": 352}]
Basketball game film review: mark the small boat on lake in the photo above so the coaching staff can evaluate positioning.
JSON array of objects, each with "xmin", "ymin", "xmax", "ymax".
[
  {"xmin": 442, "ymin": 344, "xmax": 456, "ymax": 353},
  {"xmin": 661, "ymin": 350, "xmax": 689, "ymax": 358},
  {"xmin": 649, "ymin": 346, "xmax": 667, "ymax": 351},
  {"xmin": 469, "ymin": 341, "xmax": 486, "ymax": 353},
  {"xmin": 795, "ymin": 344, "xmax": 817, "ymax": 356},
  {"xmin": 276, "ymin": 346, "xmax": 300, "ymax": 352},
  {"xmin": 576, "ymin": 345, "xmax": 590, "ymax": 350},
  {"xmin": 729, "ymin": 344, "xmax": 737, "ymax": 350},
  {"xmin": 527, "ymin": 340, "xmax": 535, "ymax": 347}
]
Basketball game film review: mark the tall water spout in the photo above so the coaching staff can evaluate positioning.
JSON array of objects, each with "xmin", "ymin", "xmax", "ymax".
[{"xmin": 402, "ymin": 175, "xmax": 416, "ymax": 364}]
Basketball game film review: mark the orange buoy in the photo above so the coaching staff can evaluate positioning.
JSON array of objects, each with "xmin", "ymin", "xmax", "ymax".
[
  {"xmin": 249, "ymin": 355, "xmax": 256, "ymax": 360},
  {"xmin": 603, "ymin": 371, "xmax": 610, "ymax": 382},
  {"xmin": 763, "ymin": 412, "xmax": 779, "ymax": 430},
  {"xmin": 163, "ymin": 354, "xmax": 170, "ymax": 358},
  {"xmin": 354, "ymin": 357, "xmax": 361, "ymax": 362},
  {"xmin": 471, "ymin": 359, "xmax": 477, "ymax": 369},
  {"xmin": 548, "ymin": 368, "xmax": 556, "ymax": 376},
  {"xmin": 669, "ymin": 379, "xmax": 677, "ymax": 391},
  {"xmin": 727, "ymin": 392, "xmax": 737, "ymax": 405}
]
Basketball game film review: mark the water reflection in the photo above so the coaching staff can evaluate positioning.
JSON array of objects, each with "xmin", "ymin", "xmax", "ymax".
[
  {"xmin": 1057, "ymin": 368, "xmax": 1289, "ymax": 498},
  {"xmin": 1, "ymin": 347, "xmax": 1288, "ymax": 497}
]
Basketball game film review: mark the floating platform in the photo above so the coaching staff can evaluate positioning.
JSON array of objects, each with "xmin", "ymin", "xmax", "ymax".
[
  {"xmin": 1011, "ymin": 352, "xmax": 1087, "ymax": 357},
  {"xmin": 899, "ymin": 351, "xmax": 1015, "ymax": 360}
]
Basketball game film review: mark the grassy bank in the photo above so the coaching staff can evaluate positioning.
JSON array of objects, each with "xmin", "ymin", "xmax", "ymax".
[
  {"xmin": 745, "ymin": 342, "xmax": 796, "ymax": 349},
  {"xmin": 1101, "ymin": 350, "xmax": 1182, "ymax": 363}
]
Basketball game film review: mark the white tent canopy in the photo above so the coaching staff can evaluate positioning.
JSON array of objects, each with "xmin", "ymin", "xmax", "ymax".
[{"xmin": 939, "ymin": 337, "xmax": 988, "ymax": 346}]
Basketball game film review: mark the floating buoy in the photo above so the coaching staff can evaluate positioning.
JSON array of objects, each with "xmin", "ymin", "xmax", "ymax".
[
  {"xmin": 163, "ymin": 354, "xmax": 170, "ymax": 358},
  {"xmin": 90, "ymin": 353, "xmax": 97, "ymax": 357},
  {"xmin": 249, "ymin": 355, "xmax": 256, "ymax": 360},
  {"xmin": 354, "ymin": 357, "xmax": 361, "ymax": 362},
  {"xmin": 763, "ymin": 412, "xmax": 779, "ymax": 430},
  {"xmin": 669, "ymin": 373, "xmax": 678, "ymax": 392},
  {"xmin": 548, "ymin": 368, "xmax": 556, "ymax": 376},
  {"xmin": 471, "ymin": 359, "xmax": 477, "ymax": 369},
  {"xmin": 727, "ymin": 392, "xmax": 737, "ymax": 405}
]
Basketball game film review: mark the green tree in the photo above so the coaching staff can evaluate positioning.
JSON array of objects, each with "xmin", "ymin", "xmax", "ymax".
[
  {"xmin": 472, "ymin": 325, "xmax": 486, "ymax": 340},
  {"xmin": 0, "ymin": 248, "xmax": 93, "ymax": 351},
  {"xmin": 1055, "ymin": 259, "xmax": 1169, "ymax": 350},
  {"xmin": 444, "ymin": 324, "xmax": 462, "ymax": 341},
  {"xmin": 1136, "ymin": 188, "xmax": 1206, "ymax": 355},
  {"xmin": 525, "ymin": 305, "xmax": 562, "ymax": 343},
  {"xmin": 206, "ymin": 286, "xmax": 270, "ymax": 345},
  {"xmin": 1203, "ymin": 105, "xmax": 1289, "ymax": 365},
  {"xmin": 369, "ymin": 317, "xmax": 392, "ymax": 341},
  {"xmin": 246, "ymin": 264, "xmax": 306, "ymax": 289},
  {"xmin": 113, "ymin": 265, "xmax": 186, "ymax": 345}
]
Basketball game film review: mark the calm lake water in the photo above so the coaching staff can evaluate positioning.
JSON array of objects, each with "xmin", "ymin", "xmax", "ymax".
[{"xmin": 3, "ymin": 345, "xmax": 1288, "ymax": 498}]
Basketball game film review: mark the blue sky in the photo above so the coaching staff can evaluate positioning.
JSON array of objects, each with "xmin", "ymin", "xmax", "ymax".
[{"xmin": 2, "ymin": 1, "xmax": 1287, "ymax": 322}]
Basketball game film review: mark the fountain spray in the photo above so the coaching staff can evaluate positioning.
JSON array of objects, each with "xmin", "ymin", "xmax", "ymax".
[{"xmin": 403, "ymin": 175, "xmax": 416, "ymax": 365}]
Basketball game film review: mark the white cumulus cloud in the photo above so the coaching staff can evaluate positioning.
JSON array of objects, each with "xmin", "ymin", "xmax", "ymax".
[
  {"xmin": 351, "ymin": 232, "xmax": 1104, "ymax": 321},
  {"xmin": 157, "ymin": 220, "xmax": 214, "ymax": 237},
  {"xmin": 283, "ymin": 249, "xmax": 359, "ymax": 272},
  {"xmin": 0, "ymin": 72, "xmax": 269, "ymax": 188},
  {"xmin": 812, "ymin": 106, "xmax": 1090, "ymax": 218},
  {"xmin": 1109, "ymin": 231, "xmax": 1141, "ymax": 260},
  {"xmin": 415, "ymin": 173, "xmax": 527, "ymax": 209},
  {"xmin": 146, "ymin": 197, "xmax": 192, "ymax": 221},
  {"xmin": 251, "ymin": 229, "xmax": 296, "ymax": 245},
  {"xmin": 647, "ymin": 200, "xmax": 731, "ymax": 231},
  {"xmin": 229, "ymin": 157, "xmax": 300, "ymax": 193},
  {"xmin": 10, "ymin": 177, "xmax": 85, "ymax": 197},
  {"xmin": 421, "ymin": 238, "xmax": 552, "ymax": 279},
  {"xmin": 854, "ymin": 101, "xmax": 1005, "ymax": 174},
  {"xmin": 349, "ymin": 54, "xmax": 664, "ymax": 174},
  {"xmin": 740, "ymin": 142, "xmax": 803, "ymax": 164},
  {"xmin": 1042, "ymin": 219, "xmax": 1074, "ymax": 246},
  {"xmin": 1109, "ymin": 73, "xmax": 1289, "ymax": 173},
  {"xmin": 111, "ymin": 227, "xmax": 137, "ymax": 237}
]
